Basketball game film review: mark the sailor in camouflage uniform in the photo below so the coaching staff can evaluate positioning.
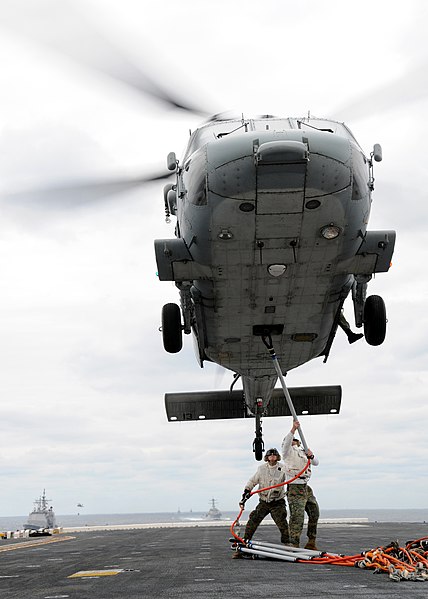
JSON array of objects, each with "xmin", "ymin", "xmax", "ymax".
[
  {"xmin": 282, "ymin": 419, "xmax": 320, "ymax": 550},
  {"xmin": 239, "ymin": 448, "xmax": 290, "ymax": 544}
]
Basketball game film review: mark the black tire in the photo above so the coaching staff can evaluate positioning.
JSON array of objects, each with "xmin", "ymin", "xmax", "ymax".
[
  {"xmin": 363, "ymin": 295, "xmax": 387, "ymax": 346},
  {"xmin": 162, "ymin": 303, "xmax": 183, "ymax": 353},
  {"xmin": 253, "ymin": 438, "xmax": 264, "ymax": 461}
]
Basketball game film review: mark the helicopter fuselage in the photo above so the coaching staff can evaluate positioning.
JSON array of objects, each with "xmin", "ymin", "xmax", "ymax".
[{"xmin": 155, "ymin": 116, "xmax": 395, "ymax": 432}]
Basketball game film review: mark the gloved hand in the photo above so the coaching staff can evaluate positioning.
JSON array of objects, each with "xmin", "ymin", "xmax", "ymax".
[
  {"xmin": 305, "ymin": 448, "xmax": 315, "ymax": 460},
  {"xmin": 239, "ymin": 488, "xmax": 251, "ymax": 507}
]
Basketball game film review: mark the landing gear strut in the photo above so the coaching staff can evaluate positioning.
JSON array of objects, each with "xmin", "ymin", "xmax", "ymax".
[{"xmin": 253, "ymin": 413, "xmax": 264, "ymax": 461}]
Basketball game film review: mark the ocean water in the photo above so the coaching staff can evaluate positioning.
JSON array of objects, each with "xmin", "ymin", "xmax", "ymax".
[{"xmin": 1, "ymin": 509, "xmax": 428, "ymax": 532}]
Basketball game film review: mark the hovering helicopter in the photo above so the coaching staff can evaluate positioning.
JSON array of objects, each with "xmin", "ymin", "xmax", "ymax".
[
  {"xmin": 1, "ymin": 5, "xmax": 398, "ymax": 460},
  {"xmin": 155, "ymin": 114, "xmax": 396, "ymax": 459}
]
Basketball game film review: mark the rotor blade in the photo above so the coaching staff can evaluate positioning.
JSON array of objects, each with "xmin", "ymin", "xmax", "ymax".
[
  {"xmin": 1, "ymin": 170, "xmax": 173, "ymax": 210},
  {"xmin": 333, "ymin": 60, "xmax": 428, "ymax": 122},
  {"xmin": 213, "ymin": 364, "xmax": 227, "ymax": 389},
  {"xmin": 0, "ymin": 0, "xmax": 211, "ymax": 117}
]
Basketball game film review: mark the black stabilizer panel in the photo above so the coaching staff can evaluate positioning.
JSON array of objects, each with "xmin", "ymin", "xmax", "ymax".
[{"xmin": 165, "ymin": 385, "xmax": 341, "ymax": 421}]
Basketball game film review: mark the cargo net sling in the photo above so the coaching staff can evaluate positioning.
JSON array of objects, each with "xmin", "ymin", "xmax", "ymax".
[{"xmin": 230, "ymin": 502, "xmax": 428, "ymax": 583}]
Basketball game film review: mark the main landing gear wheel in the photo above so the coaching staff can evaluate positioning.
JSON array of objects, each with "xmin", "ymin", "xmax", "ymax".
[
  {"xmin": 161, "ymin": 303, "xmax": 183, "ymax": 353},
  {"xmin": 363, "ymin": 294, "xmax": 387, "ymax": 346},
  {"xmin": 253, "ymin": 437, "xmax": 264, "ymax": 461}
]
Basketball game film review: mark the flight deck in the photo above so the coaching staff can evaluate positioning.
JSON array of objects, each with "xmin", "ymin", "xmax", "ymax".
[{"xmin": 1, "ymin": 522, "xmax": 428, "ymax": 598}]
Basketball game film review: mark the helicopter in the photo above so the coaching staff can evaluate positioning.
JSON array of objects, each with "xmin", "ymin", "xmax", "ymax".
[
  {"xmin": 1, "ymin": 5, "xmax": 398, "ymax": 461},
  {"xmin": 155, "ymin": 114, "xmax": 396, "ymax": 459}
]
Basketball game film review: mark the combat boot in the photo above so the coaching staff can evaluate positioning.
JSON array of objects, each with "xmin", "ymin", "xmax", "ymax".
[
  {"xmin": 304, "ymin": 538, "xmax": 318, "ymax": 550},
  {"xmin": 347, "ymin": 331, "xmax": 363, "ymax": 344}
]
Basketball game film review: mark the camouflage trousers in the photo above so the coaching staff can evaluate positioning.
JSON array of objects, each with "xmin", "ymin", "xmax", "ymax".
[
  {"xmin": 243, "ymin": 498, "xmax": 289, "ymax": 544},
  {"xmin": 287, "ymin": 484, "xmax": 319, "ymax": 546}
]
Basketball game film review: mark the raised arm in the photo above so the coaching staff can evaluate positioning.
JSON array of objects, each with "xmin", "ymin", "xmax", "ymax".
[{"xmin": 281, "ymin": 419, "xmax": 300, "ymax": 458}]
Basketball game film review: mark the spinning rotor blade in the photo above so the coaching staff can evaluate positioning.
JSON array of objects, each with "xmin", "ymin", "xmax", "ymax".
[
  {"xmin": 333, "ymin": 59, "xmax": 428, "ymax": 121},
  {"xmin": 2, "ymin": 170, "xmax": 172, "ymax": 210},
  {"xmin": 0, "ymin": 0, "xmax": 210, "ymax": 117}
]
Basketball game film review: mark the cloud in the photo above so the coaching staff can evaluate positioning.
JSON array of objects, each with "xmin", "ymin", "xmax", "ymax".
[{"xmin": 0, "ymin": 0, "xmax": 428, "ymax": 517}]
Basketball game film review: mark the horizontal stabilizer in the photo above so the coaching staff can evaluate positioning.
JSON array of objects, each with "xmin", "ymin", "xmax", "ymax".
[{"xmin": 165, "ymin": 385, "xmax": 341, "ymax": 422}]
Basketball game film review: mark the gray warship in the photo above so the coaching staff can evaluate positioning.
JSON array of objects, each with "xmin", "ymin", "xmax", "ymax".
[
  {"xmin": 205, "ymin": 498, "xmax": 222, "ymax": 520},
  {"xmin": 23, "ymin": 489, "xmax": 57, "ymax": 530}
]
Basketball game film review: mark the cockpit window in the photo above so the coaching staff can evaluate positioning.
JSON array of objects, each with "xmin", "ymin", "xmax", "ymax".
[
  {"xmin": 294, "ymin": 118, "xmax": 360, "ymax": 146},
  {"xmin": 352, "ymin": 150, "xmax": 369, "ymax": 201},
  {"xmin": 252, "ymin": 118, "xmax": 294, "ymax": 132},
  {"xmin": 185, "ymin": 121, "xmax": 245, "ymax": 158},
  {"xmin": 182, "ymin": 148, "xmax": 207, "ymax": 205},
  {"xmin": 183, "ymin": 116, "xmax": 362, "ymax": 160}
]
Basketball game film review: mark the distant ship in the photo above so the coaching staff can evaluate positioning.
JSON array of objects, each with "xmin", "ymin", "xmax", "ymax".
[
  {"xmin": 23, "ymin": 490, "xmax": 57, "ymax": 531},
  {"xmin": 205, "ymin": 498, "xmax": 222, "ymax": 520}
]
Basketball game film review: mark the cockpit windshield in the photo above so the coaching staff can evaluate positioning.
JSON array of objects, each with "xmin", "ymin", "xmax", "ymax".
[
  {"xmin": 184, "ymin": 116, "xmax": 360, "ymax": 159},
  {"xmin": 184, "ymin": 120, "xmax": 248, "ymax": 158},
  {"xmin": 294, "ymin": 118, "xmax": 359, "ymax": 145}
]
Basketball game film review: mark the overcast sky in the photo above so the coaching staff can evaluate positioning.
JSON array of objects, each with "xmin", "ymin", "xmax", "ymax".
[{"xmin": 0, "ymin": 0, "xmax": 427, "ymax": 517}]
